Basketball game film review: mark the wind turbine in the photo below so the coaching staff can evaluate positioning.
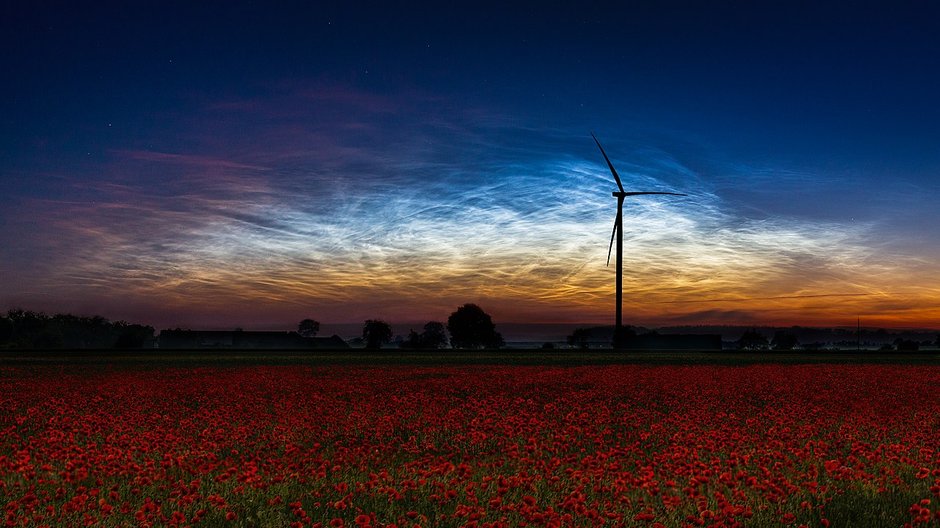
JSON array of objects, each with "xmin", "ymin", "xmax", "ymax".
[{"xmin": 591, "ymin": 133, "xmax": 686, "ymax": 349}]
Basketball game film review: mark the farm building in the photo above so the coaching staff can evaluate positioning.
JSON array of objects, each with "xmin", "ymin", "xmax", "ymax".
[
  {"xmin": 569, "ymin": 326, "xmax": 723, "ymax": 350},
  {"xmin": 158, "ymin": 330, "xmax": 347, "ymax": 349}
]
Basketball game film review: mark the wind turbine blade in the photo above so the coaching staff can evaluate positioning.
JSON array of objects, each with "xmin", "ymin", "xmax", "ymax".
[
  {"xmin": 591, "ymin": 132, "xmax": 625, "ymax": 193},
  {"xmin": 606, "ymin": 219, "xmax": 617, "ymax": 267},
  {"xmin": 623, "ymin": 191, "xmax": 688, "ymax": 197}
]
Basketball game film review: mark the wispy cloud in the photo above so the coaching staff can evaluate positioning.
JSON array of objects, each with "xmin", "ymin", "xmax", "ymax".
[
  {"xmin": 116, "ymin": 150, "xmax": 271, "ymax": 171},
  {"xmin": 2, "ymin": 82, "xmax": 937, "ymax": 329}
]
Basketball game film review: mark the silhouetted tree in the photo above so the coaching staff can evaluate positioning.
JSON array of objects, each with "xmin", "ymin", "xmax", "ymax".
[
  {"xmin": 447, "ymin": 304, "xmax": 504, "ymax": 349},
  {"xmin": 613, "ymin": 326, "xmax": 637, "ymax": 348},
  {"xmin": 298, "ymin": 318, "xmax": 320, "ymax": 338},
  {"xmin": 771, "ymin": 330, "xmax": 799, "ymax": 351},
  {"xmin": 3, "ymin": 309, "xmax": 154, "ymax": 349},
  {"xmin": 418, "ymin": 321, "xmax": 448, "ymax": 349},
  {"xmin": 400, "ymin": 321, "xmax": 449, "ymax": 349},
  {"xmin": 113, "ymin": 322, "xmax": 155, "ymax": 348},
  {"xmin": 5, "ymin": 310, "xmax": 61, "ymax": 348},
  {"xmin": 895, "ymin": 338, "xmax": 920, "ymax": 352},
  {"xmin": 936, "ymin": 334, "xmax": 940, "ymax": 347},
  {"xmin": 0, "ymin": 316, "xmax": 12, "ymax": 346},
  {"xmin": 362, "ymin": 319, "xmax": 393, "ymax": 349},
  {"xmin": 736, "ymin": 329, "xmax": 769, "ymax": 351},
  {"xmin": 567, "ymin": 328, "xmax": 591, "ymax": 349},
  {"xmin": 401, "ymin": 330, "xmax": 422, "ymax": 349}
]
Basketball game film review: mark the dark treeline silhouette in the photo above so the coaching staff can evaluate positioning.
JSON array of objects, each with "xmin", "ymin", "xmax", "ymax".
[
  {"xmin": 664, "ymin": 325, "xmax": 939, "ymax": 349},
  {"xmin": 400, "ymin": 321, "xmax": 449, "ymax": 349},
  {"xmin": 563, "ymin": 324, "xmax": 938, "ymax": 351},
  {"xmin": 0, "ymin": 304, "xmax": 509, "ymax": 351},
  {"xmin": 362, "ymin": 304, "xmax": 505, "ymax": 350},
  {"xmin": 0, "ymin": 309, "xmax": 154, "ymax": 349},
  {"xmin": 297, "ymin": 318, "xmax": 320, "ymax": 338},
  {"xmin": 565, "ymin": 325, "xmax": 649, "ymax": 349},
  {"xmin": 567, "ymin": 328, "xmax": 592, "ymax": 349},
  {"xmin": 567, "ymin": 325, "xmax": 940, "ymax": 352},
  {"xmin": 362, "ymin": 319, "xmax": 393, "ymax": 349},
  {"xmin": 447, "ymin": 304, "xmax": 504, "ymax": 349},
  {"xmin": 771, "ymin": 330, "xmax": 799, "ymax": 350},
  {"xmin": 565, "ymin": 325, "xmax": 720, "ymax": 350},
  {"xmin": 737, "ymin": 329, "xmax": 770, "ymax": 350}
]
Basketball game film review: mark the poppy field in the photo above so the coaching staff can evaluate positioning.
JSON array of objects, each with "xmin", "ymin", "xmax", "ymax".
[{"xmin": 2, "ymin": 363, "xmax": 939, "ymax": 527}]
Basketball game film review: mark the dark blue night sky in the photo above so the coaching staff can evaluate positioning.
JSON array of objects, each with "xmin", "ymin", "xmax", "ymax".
[{"xmin": 3, "ymin": 2, "xmax": 939, "ymax": 330}]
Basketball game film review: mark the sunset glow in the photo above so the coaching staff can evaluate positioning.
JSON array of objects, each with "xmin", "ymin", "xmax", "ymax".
[{"xmin": 2, "ymin": 3, "xmax": 939, "ymax": 331}]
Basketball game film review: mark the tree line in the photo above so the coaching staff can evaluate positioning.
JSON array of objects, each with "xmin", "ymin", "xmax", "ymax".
[
  {"xmin": 0, "ymin": 303, "xmax": 506, "ymax": 351},
  {"xmin": 565, "ymin": 326, "xmax": 940, "ymax": 351},
  {"xmin": 0, "ymin": 310, "xmax": 155, "ymax": 349},
  {"xmin": 735, "ymin": 328, "xmax": 936, "ymax": 351},
  {"xmin": 301, "ymin": 303, "xmax": 505, "ymax": 350}
]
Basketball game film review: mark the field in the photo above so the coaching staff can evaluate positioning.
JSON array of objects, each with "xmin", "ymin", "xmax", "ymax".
[{"xmin": 2, "ymin": 356, "xmax": 940, "ymax": 527}]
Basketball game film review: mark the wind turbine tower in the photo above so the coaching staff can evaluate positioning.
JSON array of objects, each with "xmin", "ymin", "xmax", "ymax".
[{"xmin": 592, "ymin": 133, "xmax": 686, "ymax": 349}]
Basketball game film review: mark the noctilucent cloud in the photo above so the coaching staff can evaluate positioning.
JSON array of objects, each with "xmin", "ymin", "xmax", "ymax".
[{"xmin": 2, "ymin": 2, "xmax": 939, "ymax": 330}]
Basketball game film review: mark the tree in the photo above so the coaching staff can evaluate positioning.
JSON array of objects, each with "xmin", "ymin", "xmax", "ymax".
[
  {"xmin": 0, "ymin": 316, "xmax": 12, "ymax": 346},
  {"xmin": 298, "ymin": 318, "xmax": 320, "ymax": 338},
  {"xmin": 114, "ymin": 322, "xmax": 155, "ymax": 348},
  {"xmin": 401, "ymin": 330, "xmax": 423, "ymax": 349},
  {"xmin": 419, "ymin": 321, "xmax": 448, "ymax": 349},
  {"xmin": 362, "ymin": 319, "xmax": 393, "ymax": 349},
  {"xmin": 771, "ymin": 330, "xmax": 798, "ymax": 351},
  {"xmin": 736, "ymin": 329, "xmax": 769, "ymax": 351},
  {"xmin": 566, "ymin": 328, "xmax": 591, "ymax": 349},
  {"xmin": 447, "ymin": 304, "xmax": 504, "ymax": 349},
  {"xmin": 616, "ymin": 326, "xmax": 638, "ymax": 348},
  {"xmin": 399, "ymin": 321, "xmax": 449, "ymax": 349}
]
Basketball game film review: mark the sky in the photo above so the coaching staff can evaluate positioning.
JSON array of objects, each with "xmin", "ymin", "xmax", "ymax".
[{"xmin": 2, "ymin": 1, "xmax": 939, "ymax": 332}]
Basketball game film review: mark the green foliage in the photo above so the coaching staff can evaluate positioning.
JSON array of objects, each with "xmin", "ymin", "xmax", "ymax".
[{"xmin": 447, "ymin": 304, "xmax": 504, "ymax": 349}]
